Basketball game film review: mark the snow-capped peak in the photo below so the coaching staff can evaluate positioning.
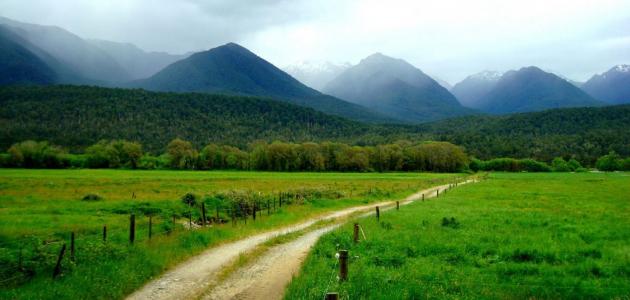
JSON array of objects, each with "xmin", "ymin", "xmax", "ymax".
[
  {"xmin": 613, "ymin": 64, "xmax": 630, "ymax": 73},
  {"xmin": 469, "ymin": 70, "xmax": 503, "ymax": 81}
]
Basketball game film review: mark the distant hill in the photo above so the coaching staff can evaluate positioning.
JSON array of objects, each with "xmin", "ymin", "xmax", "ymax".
[
  {"xmin": 451, "ymin": 71, "xmax": 502, "ymax": 109},
  {"xmin": 323, "ymin": 53, "xmax": 475, "ymax": 123},
  {"xmin": 133, "ymin": 43, "xmax": 391, "ymax": 123},
  {"xmin": 475, "ymin": 66, "xmax": 603, "ymax": 114},
  {"xmin": 582, "ymin": 65, "xmax": 630, "ymax": 105},
  {"xmin": 0, "ymin": 26, "xmax": 57, "ymax": 85},
  {"xmin": 88, "ymin": 39, "xmax": 187, "ymax": 80},
  {"xmin": 0, "ymin": 85, "xmax": 377, "ymax": 152},
  {"xmin": 419, "ymin": 104, "xmax": 630, "ymax": 163},
  {"xmin": 0, "ymin": 16, "xmax": 130, "ymax": 83}
]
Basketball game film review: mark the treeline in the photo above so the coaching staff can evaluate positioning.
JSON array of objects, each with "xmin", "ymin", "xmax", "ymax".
[
  {"xmin": 470, "ymin": 157, "xmax": 586, "ymax": 172},
  {"xmin": 0, "ymin": 139, "xmax": 469, "ymax": 172}
]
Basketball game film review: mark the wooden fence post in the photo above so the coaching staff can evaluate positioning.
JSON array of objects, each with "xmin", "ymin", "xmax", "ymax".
[
  {"xmin": 52, "ymin": 244, "xmax": 66, "ymax": 278},
  {"xmin": 103, "ymin": 225, "xmax": 107, "ymax": 242},
  {"xmin": 396, "ymin": 201, "xmax": 400, "ymax": 210},
  {"xmin": 70, "ymin": 232, "xmax": 75, "ymax": 262},
  {"xmin": 353, "ymin": 223, "xmax": 359, "ymax": 243},
  {"xmin": 189, "ymin": 211, "xmax": 192, "ymax": 229},
  {"xmin": 252, "ymin": 202, "xmax": 256, "ymax": 221},
  {"xmin": 422, "ymin": 193, "xmax": 425, "ymax": 201},
  {"xmin": 267, "ymin": 199, "xmax": 270, "ymax": 216},
  {"xmin": 149, "ymin": 216, "xmax": 153, "ymax": 239},
  {"xmin": 216, "ymin": 205, "xmax": 219, "ymax": 223},
  {"xmin": 129, "ymin": 214, "xmax": 136, "ymax": 244},
  {"xmin": 325, "ymin": 293, "xmax": 339, "ymax": 300},
  {"xmin": 201, "ymin": 203, "xmax": 207, "ymax": 226},
  {"xmin": 437, "ymin": 189, "xmax": 439, "ymax": 197},
  {"xmin": 339, "ymin": 250, "xmax": 348, "ymax": 281},
  {"xmin": 375, "ymin": 206, "xmax": 380, "ymax": 221}
]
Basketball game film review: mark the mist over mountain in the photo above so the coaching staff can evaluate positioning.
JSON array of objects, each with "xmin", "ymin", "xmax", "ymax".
[
  {"xmin": 283, "ymin": 61, "xmax": 350, "ymax": 91},
  {"xmin": 582, "ymin": 65, "xmax": 630, "ymax": 105},
  {"xmin": 0, "ymin": 16, "xmax": 130, "ymax": 83},
  {"xmin": 0, "ymin": 26, "xmax": 56, "ymax": 85},
  {"xmin": 88, "ymin": 39, "xmax": 187, "ymax": 80},
  {"xmin": 324, "ymin": 53, "xmax": 474, "ymax": 123},
  {"xmin": 133, "ymin": 43, "xmax": 392, "ymax": 123},
  {"xmin": 475, "ymin": 66, "xmax": 603, "ymax": 114},
  {"xmin": 433, "ymin": 77, "xmax": 453, "ymax": 91},
  {"xmin": 451, "ymin": 71, "xmax": 502, "ymax": 109}
]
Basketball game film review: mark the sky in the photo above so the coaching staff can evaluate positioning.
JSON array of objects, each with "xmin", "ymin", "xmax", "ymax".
[{"xmin": 1, "ymin": 0, "xmax": 629, "ymax": 83}]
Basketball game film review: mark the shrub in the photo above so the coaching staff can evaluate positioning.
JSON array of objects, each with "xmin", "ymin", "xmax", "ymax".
[
  {"xmin": 551, "ymin": 157, "xmax": 571, "ymax": 172},
  {"xmin": 567, "ymin": 158, "xmax": 583, "ymax": 171},
  {"xmin": 7, "ymin": 141, "xmax": 67, "ymax": 168},
  {"xmin": 596, "ymin": 152, "xmax": 621, "ymax": 171},
  {"xmin": 441, "ymin": 217, "xmax": 460, "ymax": 229},
  {"xmin": 620, "ymin": 158, "xmax": 630, "ymax": 171},
  {"xmin": 520, "ymin": 159, "xmax": 552, "ymax": 172},
  {"xmin": 181, "ymin": 193, "xmax": 197, "ymax": 207}
]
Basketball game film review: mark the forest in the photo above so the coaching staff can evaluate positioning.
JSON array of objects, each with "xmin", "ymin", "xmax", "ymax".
[{"xmin": 1, "ymin": 85, "xmax": 629, "ymax": 166}]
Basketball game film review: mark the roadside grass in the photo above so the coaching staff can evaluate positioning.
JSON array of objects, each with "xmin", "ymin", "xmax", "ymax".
[
  {"xmin": 285, "ymin": 172, "xmax": 630, "ymax": 299},
  {"xmin": 0, "ymin": 169, "xmax": 459, "ymax": 299}
]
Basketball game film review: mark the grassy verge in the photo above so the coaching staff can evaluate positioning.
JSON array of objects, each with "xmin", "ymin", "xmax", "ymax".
[
  {"xmin": 0, "ymin": 169, "xmax": 460, "ymax": 299},
  {"xmin": 285, "ymin": 172, "xmax": 630, "ymax": 299}
]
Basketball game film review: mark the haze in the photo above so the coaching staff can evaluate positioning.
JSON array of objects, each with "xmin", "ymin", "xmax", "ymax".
[{"xmin": 2, "ymin": 0, "xmax": 629, "ymax": 83}]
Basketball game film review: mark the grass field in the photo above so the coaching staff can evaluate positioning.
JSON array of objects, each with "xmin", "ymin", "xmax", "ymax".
[
  {"xmin": 285, "ymin": 172, "xmax": 630, "ymax": 299},
  {"xmin": 0, "ymin": 169, "xmax": 460, "ymax": 299}
]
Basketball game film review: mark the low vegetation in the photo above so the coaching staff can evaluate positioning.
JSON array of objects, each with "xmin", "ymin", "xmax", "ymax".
[{"xmin": 285, "ymin": 172, "xmax": 630, "ymax": 299}]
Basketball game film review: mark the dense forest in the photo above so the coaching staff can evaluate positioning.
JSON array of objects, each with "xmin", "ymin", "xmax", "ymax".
[{"xmin": 1, "ymin": 85, "xmax": 629, "ymax": 165}]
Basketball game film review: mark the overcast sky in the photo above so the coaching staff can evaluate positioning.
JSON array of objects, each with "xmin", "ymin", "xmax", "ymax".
[{"xmin": 1, "ymin": 0, "xmax": 629, "ymax": 83}]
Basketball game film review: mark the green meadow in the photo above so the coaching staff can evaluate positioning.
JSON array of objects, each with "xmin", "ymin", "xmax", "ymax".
[
  {"xmin": 285, "ymin": 172, "xmax": 630, "ymax": 299},
  {"xmin": 0, "ymin": 169, "xmax": 459, "ymax": 299}
]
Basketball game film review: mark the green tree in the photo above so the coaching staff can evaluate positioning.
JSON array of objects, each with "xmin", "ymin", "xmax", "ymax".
[{"xmin": 167, "ymin": 138, "xmax": 198, "ymax": 169}]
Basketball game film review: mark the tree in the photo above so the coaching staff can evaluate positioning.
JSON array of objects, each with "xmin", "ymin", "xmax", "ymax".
[
  {"xmin": 167, "ymin": 138, "xmax": 198, "ymax": 169},
  {"xmin": 551, "ymin": 157, "xmax": 571, "ymax": 172}
]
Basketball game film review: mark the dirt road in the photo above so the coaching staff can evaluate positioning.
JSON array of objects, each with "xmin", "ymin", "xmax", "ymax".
[{"xmin": 127, "ymin": 180, "xmax": 473, "ymax": 300}]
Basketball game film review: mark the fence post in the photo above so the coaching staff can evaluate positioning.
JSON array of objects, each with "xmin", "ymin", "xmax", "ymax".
[
  {"xmin": 129, "ymin": 214, "xmax": 136, "ymax": 244},
  {"xmin": 267, "ymin": 199, "xmax": 270, "ymax": 216},
  {"xmin": 252, "ymin": 202, "xmax": 256, "ymax": 221},
  {"xmin": 339, "ymin": 250, "xmax": 348, "ymax": 281},
  {"xmin": 422, "ymin": 193, "xmax": 425, "ymax": 201},
  {"xmin": 52, "ymin": 244, "xmax": 66, "ymax": 278},
  {"xmin": 149, "ymin": 216, "xmax": 153, "ymax": 239},
  {"xmin": 216, "ymin": 205, "xmax": 220, "ymax": 223},
  {"xmin": 353, "ymin": 223, "xmax": 359, "ymax": 243},
  {"xmin": 201, "ymin": 203, "xmax": 207, "ymax": 226},
  {"xmin": 325, "ymin": 293, "xmax": 339, "ymax": 300},
  {"xmin": 103, "ymin": 225, "xmax": 107, "ymax": 242},
  {"xmin": 396, "ymin": 201, "xmax": 400, "ymax": 210},
  {"xmin": 375, "ymin": 206, "xmax": 380, "ymax": 221},
  {"xmin": 70, "ymin": 232, "xmax": 75, "ymax": 262},
  {"xmin": 437, "ymin": 189, "xmax": 439, "ymax": 197},
  {"xmin": 189, "ymin": 211, "xmax": 192, "ymax": 229}
]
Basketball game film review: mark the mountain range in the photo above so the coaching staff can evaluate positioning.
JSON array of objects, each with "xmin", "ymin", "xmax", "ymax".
[
  {"xmin": 131, "ymin": 43, "xmax": 392, "ymax": 123},
  {"xmin": 323, "ymin": 53, "xmax": 475, "ymax": 122},
  {"xmin": 283, "ymin": 61, "xmax": 350, "ymax": 91},
  {"xmin": 0, "ymin": 15, "xmax": 628, "ymax": 125}
]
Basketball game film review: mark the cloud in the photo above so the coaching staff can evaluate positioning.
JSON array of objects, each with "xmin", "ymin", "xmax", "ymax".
[{"xmin": 1, "ymin": 0, "xmax": 629, "ymax": 82}]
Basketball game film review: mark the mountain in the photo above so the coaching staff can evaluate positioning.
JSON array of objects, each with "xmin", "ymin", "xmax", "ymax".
[
  {"xmin": 283, "ymin": 61, "xmax": 350, "ymax": 91},
  {"xmin": 0, "ymin": 26, "xmax": 57, "ymax": 85},
  {"xmin": 475, "ymin": 66, "xmax": 603, "ymax": 114},
  {"xmin": 133, "ymin": 43, "xmax": 391, "ymax": 123},
  {"xmin": 451, "ymin": 71, "xmax": 502, "ymax": 109},
  {"xmin": 582, "ymin": 65, "xmax": 630, "ymax": 105},
  {"xmin": 88, "ymin": 39, "xmax": 187, "ymax": 80},
  {"xmin": 323, "ymin": 53, "xmax": 475, "ymax": 123},
  {"xmin": 0, "ymin": 16, "xmax": 130, "ymax": 83}
]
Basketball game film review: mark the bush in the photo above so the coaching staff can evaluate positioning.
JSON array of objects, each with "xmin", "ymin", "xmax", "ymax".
[
  {"xmin": 520, "ymin": 159, "xmax": 552, "ymax": 172},
  {"xmin": 474, "ymin": 158, "xmax": 551, "ymax": 172},
  {"xmin": 7, "ymin": 141, "xmax": 67, "ymax": 168},
  {"xmin": 551, "ymin": 157, "xmax": 571, "ymax": 172},
  {"xmin": 181, "ymin": 193, "xmax": 197, "ymax": 207},
  {"xmin": 567, "ymin": 159, "xmax": 583, "ymax": 171},
  {"xmin": 620, "ymin": 158, "xmax": 630, "ymax": 171},
  {"xmin": 596, "ymin": 152, "xmax": 621, "ymax": 171}
]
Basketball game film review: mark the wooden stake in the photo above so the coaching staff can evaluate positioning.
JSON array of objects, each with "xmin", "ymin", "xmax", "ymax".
[
  {"xmin": 129, "ymin": 214, "xmax": 136, "ymax": 244},
  {"xmin": 149, "ymin": 216, "xmax": 153, "ymax": 239},
  {"xmin": 375, "ymin": 206, "xmax": 380, "ymax": 221},
  {"xmin": 53, "ymin": 244, "xmax": 66, "ymax": 278},
  {"xmin": 396, "ymin": 201, "xmax": 400, "ymax": 210},
  {"xmin": 353, "ymin": 223, "xmax": 359, "ymax": 243},
  {"xmin": 70, "ymin": 232, "xmax": 75, "ymax": 262},
  {"xmin": 326, "ymin": 293, "xmax": 339, "ymax": 300},
  {"xmin": 201, "ymin": 203, "xmax": 207, "ymax": 226},
  {"xmin": 339, "ymin": 250, "xmax": 348, "ymax": 281},
  {"xmin": 103, "ymin": 225, "xmax": 107, "ymax": 242}
]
